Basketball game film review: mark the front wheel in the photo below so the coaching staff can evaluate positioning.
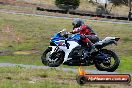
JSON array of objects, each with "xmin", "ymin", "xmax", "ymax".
[
  {"xmin": 41, "ymin": 48, "xmax": 65, "ymax": 67},
  {"xmin": 94, "ymin": 49, "xmax": 120, "ymax": 72}
]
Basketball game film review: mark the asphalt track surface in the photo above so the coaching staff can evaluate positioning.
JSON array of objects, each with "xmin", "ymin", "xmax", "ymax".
[
  {"xmin": 0, "ymin": 9, "xmax": 131, "ymax": 75},
  {"xmin": 0, "ymin": 63, "xmax": 118, "ymax": 74},
  {"xmin": 0, "ymin": 63, "xmax": 132, "ymax": 76}
]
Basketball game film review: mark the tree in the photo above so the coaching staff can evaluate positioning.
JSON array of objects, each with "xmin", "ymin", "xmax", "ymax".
[
  {"xmin": 128, "ymin": 0, "xmax": 132, "ymax": 20},
  {"xmin": 96, "ymin": 5, "xmax": 108, "ymax": 15},
  {"xmin": 108, "ymin": 0, "xmax": 126, "ymax": 5},
  {"xmin": 55, "ymin": 0, "xmax": 80, "ymax": 13}
]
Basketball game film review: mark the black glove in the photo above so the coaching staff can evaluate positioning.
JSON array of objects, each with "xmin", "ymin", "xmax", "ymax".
[
  {"xmin": 70, "ymin": 32, "xmax": 74, "ymax": 34},
  {"xmin": 63, "ymin": 34, "xmax": 68, "ymax": 38},
  {"xmin": 80, "ymin": 35, "xmax": 86, "ymax": 39}
]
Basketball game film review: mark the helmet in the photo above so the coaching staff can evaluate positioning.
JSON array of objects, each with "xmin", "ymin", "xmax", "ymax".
[{"xmin": 72, "ymin": 18, "xmax": 84, "ymax": 28}]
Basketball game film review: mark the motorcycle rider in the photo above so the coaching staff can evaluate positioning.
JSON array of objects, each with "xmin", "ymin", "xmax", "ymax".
[{"xmin": 71, "ymin": 18, "xmax": 99, "ymax": 60}]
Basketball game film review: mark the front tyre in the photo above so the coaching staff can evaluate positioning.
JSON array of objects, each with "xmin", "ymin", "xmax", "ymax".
[
  {"xmin": 41, "ymin": 48, "xmax": 65, "ymax": 67},
  {"xmin": 95, "ymin": 49, "xmax": 120, "ymax": 72}
]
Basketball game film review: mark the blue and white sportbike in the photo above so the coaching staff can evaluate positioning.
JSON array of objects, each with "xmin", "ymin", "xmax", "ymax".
[{"xmin": 41, "ymin": 30, "xmax": 120, "ymax": 72}]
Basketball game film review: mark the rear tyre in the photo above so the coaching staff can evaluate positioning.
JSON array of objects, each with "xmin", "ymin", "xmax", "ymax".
[{"xmin": 94, "ymin": 49, "xmax": 120, "ymax": 72}]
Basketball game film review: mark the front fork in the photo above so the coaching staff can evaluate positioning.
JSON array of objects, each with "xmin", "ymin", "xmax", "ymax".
[
  {"xmin": 54, "ymin": 46, "xmax": 60, "ymax": 52},
  {"xmin": 49, "ymin": 46, "xmax": 63, "ymax": 60},
  {"xmin": 50, "ymin": 46, "xmax": 60, "ymax": 54},
  {"xmin": 49, "ymin": 46, "xmax": 60, "ymax": 58}
]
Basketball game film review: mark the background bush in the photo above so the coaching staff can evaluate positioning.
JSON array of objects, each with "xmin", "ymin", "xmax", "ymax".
[
  {"xmin": 96, "ymin": 5, "xmax": 108, "ymax": 15},
  {"xmin": 55, "ymin": 0, "xmax": 80, "ymax": 11}
]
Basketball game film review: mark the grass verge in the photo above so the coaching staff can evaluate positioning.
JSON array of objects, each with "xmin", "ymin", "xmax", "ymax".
[{"xmin": 0, "ymin": 67, "xmax": 131, "ymax": 88}]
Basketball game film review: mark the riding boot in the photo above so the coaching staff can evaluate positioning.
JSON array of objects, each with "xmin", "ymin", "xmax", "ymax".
[
  {"xmin": 82, "ymin": 49, "xmax": 89, "ymax": 60},
  {"xmin": 87, "ymin": 41, "xmax": 95, "ymax": 54}
]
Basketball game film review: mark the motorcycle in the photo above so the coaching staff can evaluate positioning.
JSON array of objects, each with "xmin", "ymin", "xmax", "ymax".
[{"xmin": 41, "ymin": 30, "xmax": 120, "ymax": 72}]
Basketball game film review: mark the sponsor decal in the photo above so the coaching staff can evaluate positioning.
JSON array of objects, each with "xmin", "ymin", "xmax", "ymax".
[{"xmin": 76, "ymin": 66, "xmax": 131, "ymax": 85}]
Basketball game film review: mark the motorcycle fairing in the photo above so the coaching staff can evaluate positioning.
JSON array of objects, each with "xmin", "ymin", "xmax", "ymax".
[
  {"xmin": 95, "ymin": 37, "xmax": 118, "ymax": 49},
  {"xmin": 68, "ymin": 34, "xmax": 80, "ymax": 41},
  {"xmin": 49, "ymin": 40, "xmax": 80, "ymax": 63},
  {"xmin": 54, "ymin": 40, "xmax": 66, "ymax": 46},
  {"xmin": 50, "ymin": 32, "xmax": 119, "ymax": 65}
]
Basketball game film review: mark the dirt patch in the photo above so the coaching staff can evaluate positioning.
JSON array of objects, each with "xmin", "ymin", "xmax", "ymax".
[
  {"xmin": 0, "ymin": 0, "xmax": 56, "ymax": 9},
  {"xmin": 28, "ymin": 76, "xmax": 76, "ymax": 84},
  {"xmin": 0, "ymin": 43, "xmax": 4, "ymax": 47},
  {"xmin": 0, "ymin": 50, "xmax": 12, "ymax": 56},
  {"xmin": 1, "ymin": 25, "xmax": 13, "ymax": 33},
  {"xmin": 13, "ymin": 50, "xmax": 39, "ymax": 55},
  {"xmin": 28, "ymin": 76, "xmax": 132, "ymax": 88}
]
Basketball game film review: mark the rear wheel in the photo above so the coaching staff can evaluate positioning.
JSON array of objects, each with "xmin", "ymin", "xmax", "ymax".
[
  {"xmin": 41, "ymin": 48, "xmax": 65, "ymax": 67},
  {"xmin": 94, "ymin": 49, "xmax": 120, "ymax": 72}
]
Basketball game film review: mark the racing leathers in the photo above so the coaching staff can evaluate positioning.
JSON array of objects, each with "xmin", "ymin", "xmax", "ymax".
[{"xmin": 72, "ymin": 25, "xmax": 99, "ymax": 59}]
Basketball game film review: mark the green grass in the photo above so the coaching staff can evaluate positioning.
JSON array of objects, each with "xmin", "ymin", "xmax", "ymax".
[
  {"xmin": 0, "ymin": 67, "xmax": 78, "ymax": 88},
  {"xmin": 0, "ymin": 12, "xmax": 132, "ymax": 72},
  {"xmin": 0, "ymin": 67, "xmax": 91, "ymax": 88},
  {"xmin": 0, "ymin": 67, "xmax": 131, "ymax": 88},
  {"xmin": 0, "ymin": 4, "xmax": 35, "ymax": 11},
  {"xmin": 0, "ymin": 55, "xmax": 41, "ymax": 65}
]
